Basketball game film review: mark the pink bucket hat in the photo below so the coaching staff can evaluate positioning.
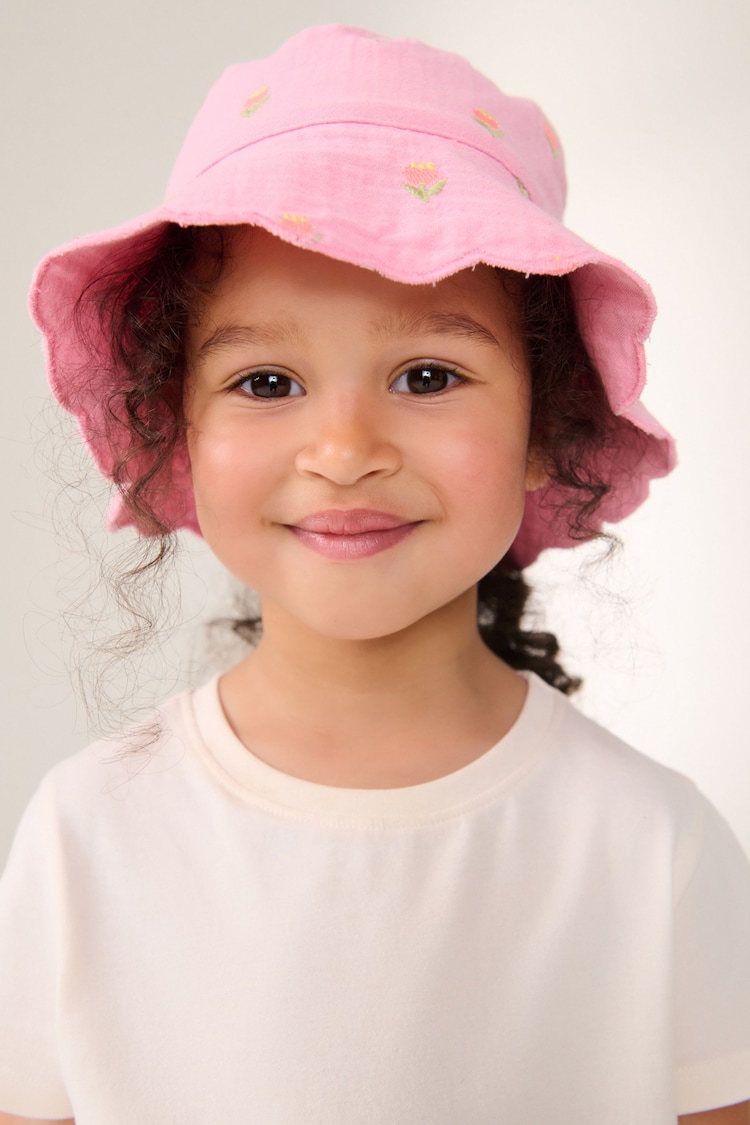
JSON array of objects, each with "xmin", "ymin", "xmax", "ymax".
[{"xmin": 29, "ymin": 23, "xmax": 675, "ymax": 568}]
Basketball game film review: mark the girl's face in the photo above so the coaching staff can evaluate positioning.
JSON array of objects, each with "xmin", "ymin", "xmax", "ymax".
[{"xmin": 184, "ymin": 226, "xmax": 545, "ymax": 641}]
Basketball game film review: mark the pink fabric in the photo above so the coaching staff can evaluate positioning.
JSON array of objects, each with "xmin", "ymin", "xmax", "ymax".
[{"xmin": 28, "ymin": 24, "xmax": 676, "ymax": 566}]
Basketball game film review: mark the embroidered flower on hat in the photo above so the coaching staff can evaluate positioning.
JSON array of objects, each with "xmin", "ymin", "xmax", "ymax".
[
  {"xmin": 473, "ymin": 108, "xmax": 503, "ymax": 138},
  {"xmin": 240, "ymin": 86, "xmax": 270, "ymax": 117},
  {"xmin": 544, "ymin": 121, "xmax": 560, "ymax": 158},
  {"xmin": 278, "ymin": 212, "xmax": 322, "ymax": 241},
  {"xmin": 403, "ymin": 162, "xmax": 447, "ymax": 202}
]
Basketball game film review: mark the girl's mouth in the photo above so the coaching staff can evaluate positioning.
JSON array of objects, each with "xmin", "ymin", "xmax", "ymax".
[{"xmin": 286, "ymin": 510, "xmax": 422, "ymax": 559}]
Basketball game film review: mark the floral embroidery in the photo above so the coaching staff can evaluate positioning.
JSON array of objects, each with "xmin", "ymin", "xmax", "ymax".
[
  {"xmin": 279, "ymin": 212, "xmax": 322, "ymax": 241},
  {"xmin": 403, "ymin": 162, "xmax": 447, "ymax": 201},
  {"xmin": 544, "ymin": 121, "xmax": 560, "ymax": 158},
  {"xmin": 240, "ymin": 86, "xmax": 270, "ymax": 117},
  {"xmin": 473, "ymin": 108, "xmax": 503, "ymax": 138},
  {"xmin": 515, "ymin": 177, "xmax": 530, "ymax": 198}
]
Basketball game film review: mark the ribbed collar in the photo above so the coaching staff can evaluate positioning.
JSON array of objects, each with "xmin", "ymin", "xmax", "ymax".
[{"xmin": 183, "ymin": 669, "xmax": 563, "ymax": 827}]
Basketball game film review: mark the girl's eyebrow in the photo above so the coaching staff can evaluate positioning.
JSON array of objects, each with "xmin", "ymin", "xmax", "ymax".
[
  {"xmin": 371, "ymin": 311, "xmax": 503, "ymax": 350},
  {"xmin": 196, "ymin": 321, "xmax": 303, "ymax": 361},
  {"xmin": 195, "ymin": 311, "xmax": 503, "ymax": 363}
]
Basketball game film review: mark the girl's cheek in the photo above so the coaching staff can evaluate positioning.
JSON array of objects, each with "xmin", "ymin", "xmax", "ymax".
[
  {"xmin": 188, "ymin": 408, "xmax": 265, "ymax": 476},
  {"xmin": 437, "ymin": 420, "xmax": 530, "ymax": 491},
  {"xmin": 186, "ymin": 425, "xmax": 244, "ymax": 514}
]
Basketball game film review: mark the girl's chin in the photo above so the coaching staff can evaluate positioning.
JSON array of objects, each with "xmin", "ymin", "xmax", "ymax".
[
  {"xmin": 256, "ymin": 588, "xmax": 480, "ymax": 646},
  {"xmin": 269, "ymin": 611, "xmax": 432, "ymax": 644}
]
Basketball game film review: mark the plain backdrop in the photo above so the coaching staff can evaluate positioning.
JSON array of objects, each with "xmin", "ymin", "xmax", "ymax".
[{"xmin": 1, "ymin": 0, "xmax": 749, "ymax": 866}]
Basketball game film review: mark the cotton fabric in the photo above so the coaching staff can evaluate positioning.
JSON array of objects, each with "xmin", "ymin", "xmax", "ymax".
[{"xmin": 1, "ymin": 671, "xmax": 749, "ymax": 1122}]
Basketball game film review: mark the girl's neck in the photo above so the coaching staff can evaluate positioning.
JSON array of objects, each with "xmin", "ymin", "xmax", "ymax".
[{"xmin": 217, "ymin": 589, "xmax": 528, "ymax": 788}]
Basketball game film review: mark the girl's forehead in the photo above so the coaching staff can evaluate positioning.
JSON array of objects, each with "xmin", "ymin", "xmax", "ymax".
[{"xmin": 198, "ymin": 225, "xmax": 515, "ymax": 333}]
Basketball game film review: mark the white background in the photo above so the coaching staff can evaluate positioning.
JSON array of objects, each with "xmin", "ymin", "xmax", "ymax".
[{"xmin": 1, "ymin": 0, "xmax": 748, "ymax": 865}]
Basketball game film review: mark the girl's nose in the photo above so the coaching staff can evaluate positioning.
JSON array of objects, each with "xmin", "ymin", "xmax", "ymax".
[{"xmin": 294, "ymin": 396, "xmax": 401, "ymax": 485}]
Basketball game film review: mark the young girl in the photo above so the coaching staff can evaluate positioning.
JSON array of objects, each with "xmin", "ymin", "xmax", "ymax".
[{"xmin": 1, "ymin": 23, "xmax": 749, "ymax": 1125}]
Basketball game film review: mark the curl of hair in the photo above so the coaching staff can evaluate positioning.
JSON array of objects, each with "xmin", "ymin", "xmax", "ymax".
[
  {"xmin": 476, "ymin": 271, "xmax": 643, "ymax": 694},
  {"xmin": 76, "ymin": 224, "xmax": 226, "ymax": 537},
  {"xmin": 72, "ymin": 223, "xmax": 646, "ymax": 708},
  {"xmin": 67, "ymin": 226, "xmax": 225, "ymax": 730}
]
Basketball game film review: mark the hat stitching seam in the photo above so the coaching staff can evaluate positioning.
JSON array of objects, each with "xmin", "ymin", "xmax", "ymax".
[{"xmin": 167, "ymin": 119, "xmax": 537, "ymax": 207}]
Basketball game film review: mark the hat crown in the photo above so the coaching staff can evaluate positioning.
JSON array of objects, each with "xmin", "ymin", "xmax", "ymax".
[{"xmin": 166, "ymin": 24, "xmax": 567, "ymax": 219}]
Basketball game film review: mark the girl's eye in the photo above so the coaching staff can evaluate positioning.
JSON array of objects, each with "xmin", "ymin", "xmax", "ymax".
[
  {"xmin": 390, "ymin": 364, "xmax": 463, "ymax": 395},
  {"xmin": 234, "ymin": 371, "xmax": 304, "ymax": 399}
]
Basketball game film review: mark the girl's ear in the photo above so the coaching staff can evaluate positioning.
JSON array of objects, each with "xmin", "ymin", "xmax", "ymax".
[{"xmin": 524, "ymin": 447, "xmax": 549, "ymax": 493}]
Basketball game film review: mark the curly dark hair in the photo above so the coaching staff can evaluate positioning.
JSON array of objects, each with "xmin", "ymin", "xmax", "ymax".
[{"xmin": 74, "ymin": 222, "xmax": 646, "ymax": 699}]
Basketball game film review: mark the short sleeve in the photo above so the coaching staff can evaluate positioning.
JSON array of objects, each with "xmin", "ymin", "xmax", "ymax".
[
  {"xmin": 674, "ymin": 788, "xmax": 750, "ymax": 1115},
  {"xmin": 0, "ymin": 777, "xmax": 75, "ymax": 1118}
]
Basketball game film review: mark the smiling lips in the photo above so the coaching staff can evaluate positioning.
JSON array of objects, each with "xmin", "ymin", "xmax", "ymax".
[{"xmin": 287, "ymin": 509, "xmax": 422, "ymax": 559}]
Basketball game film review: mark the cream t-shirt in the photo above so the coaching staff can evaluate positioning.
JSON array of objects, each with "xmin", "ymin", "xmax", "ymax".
[{"xmin": 1, "ymin": 671, "xmax": 749, "ymax": 1123}]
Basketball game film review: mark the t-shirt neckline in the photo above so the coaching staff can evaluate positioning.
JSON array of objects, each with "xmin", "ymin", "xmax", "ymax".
[{"xmin": 185, "ymin": 669, "xmax": 562, "ymax": 826}]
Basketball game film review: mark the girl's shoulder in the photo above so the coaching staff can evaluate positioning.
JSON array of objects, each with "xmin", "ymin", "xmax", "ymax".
[
  {"xmin": 536, "ymin": 674, "xmax": 691, "ymax": 793},
  {"xmin": 23, "ymin": 683, "xmax": 200, "ymax": 834},
  {"xmin": 542, "ymin": 675, "xmax": 738, "ymax": 896}
]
